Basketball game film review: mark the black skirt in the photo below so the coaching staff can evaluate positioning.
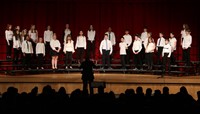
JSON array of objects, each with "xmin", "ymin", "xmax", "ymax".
[{"xmin": 50, "ymin": 47, "xmax": 59, "ymax": 56}]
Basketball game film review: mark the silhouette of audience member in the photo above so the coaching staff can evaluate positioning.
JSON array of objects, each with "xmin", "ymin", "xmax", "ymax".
[
  {"xmin": 80, "ymin": 58, "xmax": 96, "ymax": 95},
  {"xmin": 145, "ymin": 88, "xmax": 152, "ymax": 97},
  {"xmin": 136, "ymin": 86, "xmax": 144, "ymax": 97},
  {"xmin": 1, "ymin": 85, "xmax": 200, "ymax": 113},
  {"xmin": 197, "ymin": 91, "xmax": 200, "ymax": 103},
  {"xmin": 97, "ymin": 86, "xmax": 105, "ymax": 95},
  {"xmin": 162, "ymin": 86, "xmax": 169, "ymax": 96},
  {"xmin": 125, "ymin": 89, "xmax": 135, "ymax": 97}
]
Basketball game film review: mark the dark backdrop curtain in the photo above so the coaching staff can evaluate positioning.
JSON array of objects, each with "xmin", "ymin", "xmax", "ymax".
[{"xmin": 0, "ymin": 0, "xmax": 199, "ymax": 61}]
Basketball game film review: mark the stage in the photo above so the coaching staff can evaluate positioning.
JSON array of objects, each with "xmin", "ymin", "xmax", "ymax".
[{"xmin": 0, "ymin": 73, "xmax": 200, "ymax": 100}]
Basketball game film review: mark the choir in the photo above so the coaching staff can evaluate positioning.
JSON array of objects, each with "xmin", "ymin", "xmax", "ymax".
[{"xmin": 4, "ymin": 24, "xmax": 192, "ymax": 71}]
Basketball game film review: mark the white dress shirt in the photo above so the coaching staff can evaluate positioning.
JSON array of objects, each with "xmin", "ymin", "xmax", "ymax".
[
  {"xmin": 5, "ymin": 30, "xmax": 13, "ymax": 45},
  {"xmin": 132, "ymin": 39, "xmax": 142, "ymax": 53},
  {"xmin": 75, "ymin": 36, "xmax": 86, "ymax": 49},
  {"xmin": 145, "ymin": 42, "xmax": 155, "ymax": 53},
  {"xmin": 22, "ymin": 40, "xmax": 33, "ymax": 54},
  {"xmin": 28, "ymin": 30, "xmax": 38, "ymax": 43},
  {"xmin": 36, "ymin": 43, "xmax": 45, "ymax": 56},
  {"xmin": 123, "ymin": 34, "xmax": 132, "ymax": 47},
  {"xmin": 105, "ymin": 32, "xmax": 116, "ymax": 45},
  {"xmin": 141, "ymin": 31, "xmax": 148, "ymax": 43},
  {"xmin": 13, "ymin": 36, "xmax": 21, "ymax": 49},
  {"xmin": 50, "ymin": 39, "xmax": 61, "ymax": 50},
  {"xmin": 63, "ymin": 40, "xmax": 75, "ymax": 53},
  {"xmin": 156, "ymin": 37, "xmax": 165, "ymax": 47},
  {"xmin": 44, "ymin": 30, "xmax": 53, "ymax": 43},
  {"xmin": 99, "ymin": 39, "xmax": 113, "ymax": 54},
  {"xmin": 162, "ymin": 43, "xmax": 171, "ymax": 57},
  {"xmin": 64, "ymin": 29, "xmax": 71, "ymax": 42},
  {"xmin": 119, "ymin": 42, "xmax": 127, "ymax": 55},
  {"xmin": 87, "ymin": 30, "xmax": 96, "ymax": 42},
  {"xmin": 169, "ymin": 37, "xmax": 177, "ymax": 52},
  {"xmin": 182, "ymin": 34, "xmax": 192, "ymax": 49}
]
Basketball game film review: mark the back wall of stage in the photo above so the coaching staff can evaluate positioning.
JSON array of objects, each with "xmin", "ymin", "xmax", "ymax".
[{"xmin": 0, "ymin": 0, "xmax": 199, "ymax": 61}]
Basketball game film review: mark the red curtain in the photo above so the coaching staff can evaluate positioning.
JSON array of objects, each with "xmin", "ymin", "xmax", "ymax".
[{"xmin": 0, "ymin": 0, "xmax": 199, "ymax": 61}]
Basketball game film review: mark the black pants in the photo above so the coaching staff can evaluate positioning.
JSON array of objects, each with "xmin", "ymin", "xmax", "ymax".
[
  {"xmin": 13, "ymin": 48, "xmax": 21, "ymax": 69},
  {"xmin": 37, "ymin": 54, "xmax": 44, "ymax": 68},
  {"xmin": 170, "ymin": 52, "xmax": 176, "ymax": 65},
  {"xmin": 120, "ymin": 55, "xmax": 126, "ymax": 68},
  {"xmin": 65, "ymin": 51, "xmax": 72, "ymax": 67},
  {"xmin": 25, "ymin": 54, "xmax": 32, "ymax": 69},
  {"xmin": 157, "ymin": 47, "xmax": 163, "ymax": 65},
  {"xmin": 141, "ymin": 44, "xmax": 146, "ymax": 64},
  {"xmin": 6, "ymin": 40, "xmax": 13, "ymax": 58},
  {"xmin": 134, "ymin": 51, "xmax": 142, "ymax": 69},
  {"xmin": 31, "ymin": 41, "xmax": 36, "ymax": 59},
  {"xmin": 162, "ymin": 53, "xmax": 170, "ymax": 72},
  {"xmin": 102, "ymin": 50, "xmax": 111, "ymax": 68},
  {"xmin": 45, "ymin": 42, "xmax": 50, "ymax": 56},
  {"xmin": 126, "ymin": 46, "xmax": 131, "ymax": 64},
  {"xmin": 146, "ymin": 53, "xmax": 153, "ymax": 70},
  {"xmin": 86, "ymin": 40, "xmax": 95, "ymax": 59},
  {"xmin": 82, "ymin": 79, "xmax": 94, "ymax": 95},
  {"xmin": 183, "ymin": 48, "xmax": 191, "ymax": 66},
  {"xmin": 76, "ymin": 47, "xmax": 85, "ymax": 63}
]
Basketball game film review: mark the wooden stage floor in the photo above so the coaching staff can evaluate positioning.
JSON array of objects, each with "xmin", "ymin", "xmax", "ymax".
[{"xmin": 0, "ymin": 73, "xmax": 200, "ymax": 100}]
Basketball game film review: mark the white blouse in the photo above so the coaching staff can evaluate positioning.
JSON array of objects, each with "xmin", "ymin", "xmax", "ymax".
[
  {"xmin": 169, "ymin": 37, "xmax": 177, "ymax": 52},
  {"xmin": 141, "ymin": 31, "xmax": 148, "ymax": 43},
  {"xmin": 182, "ymin": 34, "xmax": 192, "ymax": 49},
  {"xmin": 28, "ymin": 30, "xmax": 38, "ymax": 43},
  {"xmin": 13, "ymin": 36, "xmax": 21, "ymax": 49},
  {"xmin": 123, "ymin": 34, "xmax": 132, "ymax": 47},
  {"xmin": 75, "ymin": 36, "xmax": 86, "ymax": 49},
  {"xmin": 119, "ymin": 42, "xmax": 127, "ymax": 55},
  {"xmin": 50, "ymin": 39, "xmax": 61, "ymax": 50},
  {"xmin": 146, "ymin": 42, "xmax": 155, "ymax": 53},
  {"xmin": 63, "ymin": 40, "xmax": 75, "ymax": 53},
  {"xmin": 87, "ymin": 30, "xmax": 96, "ymax": 42},
  {"xmin": 36, "ymin": 43, "xmax": 45, "ymax": 56},
  {"xmin": 132, "ymin": 40, "xmax": 142, "ymax": 53},
  {"xmin": 44, "ymin": 30, "xmax": 53, "ymax": 43},
  {"xmin": 64, "ymin": 29, "xmax": 71, "ymax": 42},
  {"xmin": 5, "ymin": 30, "xmax": 13, "ymax": 44}
]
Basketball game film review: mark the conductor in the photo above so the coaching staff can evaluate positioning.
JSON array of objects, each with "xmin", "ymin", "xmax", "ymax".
[{"xmin": 80, "ymin": 58, "xmax": 96, "ymax": 95}]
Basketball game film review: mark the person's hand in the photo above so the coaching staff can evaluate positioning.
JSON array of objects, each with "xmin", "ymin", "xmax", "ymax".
[{"xmin": 23, "ymin": 53, "xmax": 25, "ymax": 56}]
